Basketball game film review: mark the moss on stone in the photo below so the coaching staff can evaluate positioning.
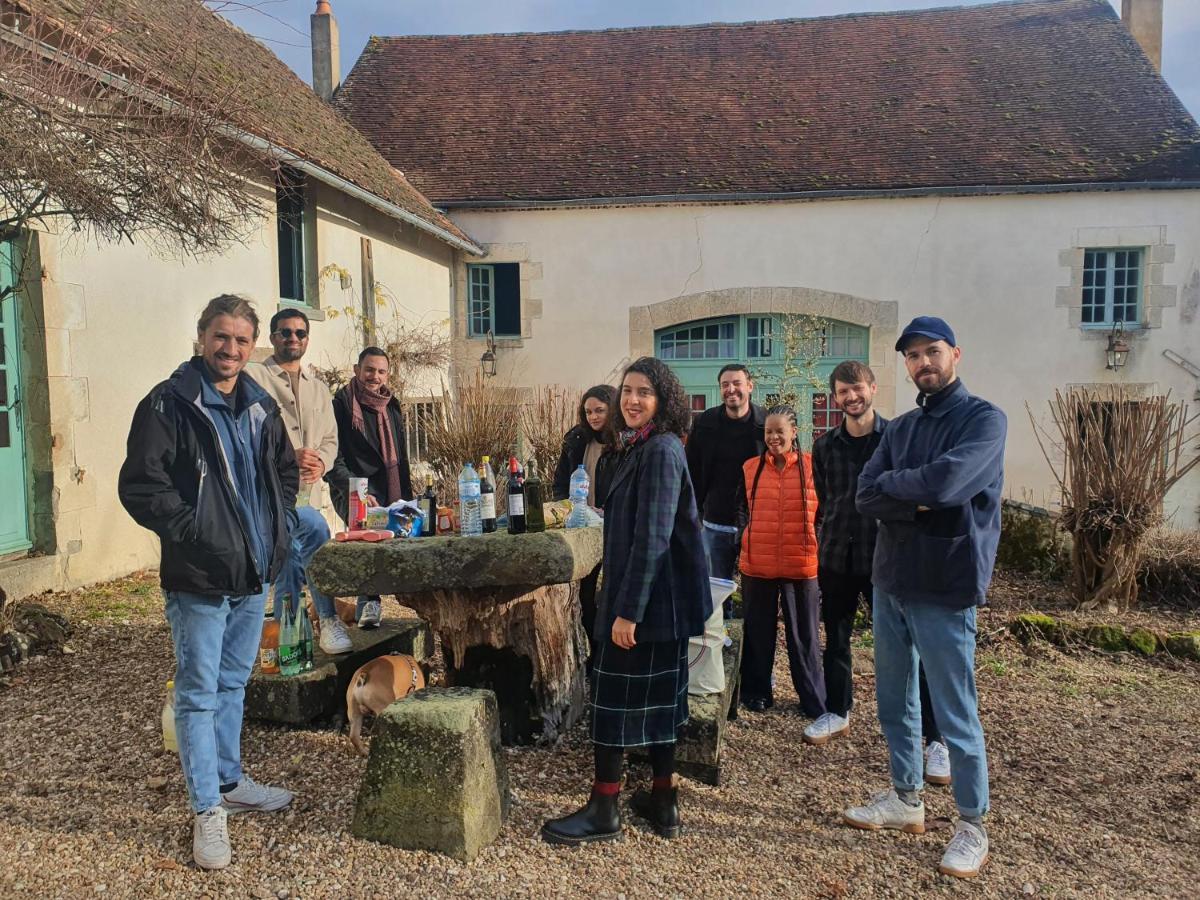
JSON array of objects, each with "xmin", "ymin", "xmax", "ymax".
[
  {"xmin": 1086, "ymin": 624, "xmax": 1129, "ymax": 652},
  {"xmin": 1126, "ymin": 627, "xmax": 1162, "ymax": 656},
  {"xmin": 1010, "ymin": 612, "xmax": 1061, "ymax": 644},
  {"xmin": 1165, "ymin": 632, "xmax": 1200, "ymax": 661}
]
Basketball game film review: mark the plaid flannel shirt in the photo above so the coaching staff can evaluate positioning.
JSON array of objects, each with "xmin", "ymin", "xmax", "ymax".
[{"xmin": 811, "ymin": 414, "xmax": 888, "ymax": 577}]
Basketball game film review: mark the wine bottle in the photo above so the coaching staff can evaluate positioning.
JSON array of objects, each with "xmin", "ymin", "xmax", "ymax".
[
  {"xmin": 419, "ymin": 474, "xmax": 437, "ymax": 536},
  {"xmin": 480, "ymin": 455, "xmax": 498, "ymax": 533},
  {"xmin": 524, "ymin": 459, "xmax": 545, "ymax": 533},
  {"xmin": 506, "ymin": 456, "xmax": 526, "ymax": 534}
]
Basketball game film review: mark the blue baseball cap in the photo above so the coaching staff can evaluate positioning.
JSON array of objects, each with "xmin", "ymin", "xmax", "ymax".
[{"xmin": 895, "ymin": 316, "xmax": 956, "ymax": 352}]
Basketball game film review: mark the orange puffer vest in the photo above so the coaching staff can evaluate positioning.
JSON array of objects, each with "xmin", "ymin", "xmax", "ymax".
[{"xmin": 739, "ymin": 451, "xmax": 819, "ymax": 581}]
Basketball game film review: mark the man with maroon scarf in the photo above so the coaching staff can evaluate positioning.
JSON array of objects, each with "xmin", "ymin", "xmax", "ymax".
[{"xmin": 327, "ymin": 346, "xmax": 414, "ymax": 626}]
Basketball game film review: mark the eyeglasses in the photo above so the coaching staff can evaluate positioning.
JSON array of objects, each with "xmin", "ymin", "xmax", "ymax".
[{"xmin": 273, "ymin": 328, "xmax": 308, "ymax": 340}]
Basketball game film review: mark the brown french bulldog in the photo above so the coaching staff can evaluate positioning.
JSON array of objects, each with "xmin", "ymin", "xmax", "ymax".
[{"xmin": 347, "ymin": 654, "xmax": 425, "ymax": 756}]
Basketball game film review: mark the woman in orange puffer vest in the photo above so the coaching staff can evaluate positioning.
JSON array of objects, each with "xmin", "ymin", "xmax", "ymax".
[{"xmin": 738, "ymin": 404, "xmax": 829, "ymax": 718}]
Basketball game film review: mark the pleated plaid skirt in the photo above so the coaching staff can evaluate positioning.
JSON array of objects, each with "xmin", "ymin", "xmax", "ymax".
[{"xmin": 590, "ymin": 637, "xmax": 689, "ymax": 748}]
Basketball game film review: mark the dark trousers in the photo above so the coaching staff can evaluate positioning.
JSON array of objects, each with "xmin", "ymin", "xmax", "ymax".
[
  {"xmin": 818, "ymin": 570, "xmax": 941, "ymax": 740},
  {"xmin": 740, "ymin": 575, "xmax": 826, "ymax": 717},
  {"xmin": 579, "ymin": 565, "xmax": 601, "ymax": 670}
]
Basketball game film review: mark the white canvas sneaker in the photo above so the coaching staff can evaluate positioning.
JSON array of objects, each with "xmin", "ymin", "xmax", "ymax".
[
  {"xmin": 357, "ymin": 600, "xmax": 382, "ymax": 629},
  {"xmin": 803, "ymin": 712, "xmax": 850, "ymax": 746},
  {"xmin": 319, "ymin": 617, "xmax": 353, "ymax": 654},
  {"xmin": 925, "ymin": 740, "xmax": 952, "ymax": 785},
  {"xmin": 220, "ymin": 776, "xmax": 294, "ymax": 815},
  {"xmin": 843, "ymin": 788, "xmax": 925, "ymax": 834},
  {"xmin": 939, "ymin": 820, "xmax": 989, "ymax": 878},
  {"xmin": 193, "ymin": 806, "xmax": 231, "ymax": 870}
]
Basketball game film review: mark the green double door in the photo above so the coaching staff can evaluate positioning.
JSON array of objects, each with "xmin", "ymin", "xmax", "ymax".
[{"xmin": 0, "ymin": 239, "xmax": 31, "ymax": 555}]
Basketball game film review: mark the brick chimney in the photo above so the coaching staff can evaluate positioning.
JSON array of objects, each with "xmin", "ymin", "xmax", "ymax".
[
  {"xmin": 311, "ymin": 0, "xmax": 340, "ymax": 100},
  {"xmin": 1122, "ymin": 0, "xmax": 1163, "ymax": 72}
]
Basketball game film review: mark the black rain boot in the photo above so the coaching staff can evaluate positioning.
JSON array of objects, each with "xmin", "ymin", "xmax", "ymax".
[
  {"xmin": 540, "ymin": 789, "xmax": 623, "ymax": 845},
  {"xmin": 630, "ymin": 786, "xmax": 681, "ymax": 839}
]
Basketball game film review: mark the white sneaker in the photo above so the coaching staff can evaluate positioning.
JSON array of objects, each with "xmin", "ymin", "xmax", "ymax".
[
  {"xmin": 319, "ymin": 617, "xmax": 353, "ymax": 654},
  {"xmin": 220, "ymin": 775, "xmax": 293, "ymax": 815},
  {"xmin": 193, "ymin": 806, "xmax": 230, "ymax": 870},
  {"xmin": 357, "ymin": 600, "xmax": 382, "ymax": 629},
  {"xmin": 925, "ymin": 740, "xmax": 952, "ymax": 786},
  {"xmin": 803, "ymin": 712, "xmax": 850, "ymax": 746},
  {"xmin": 843, "ymin": 788, "xmax": 925, "ymax": 834},
  {"xmin": 939, "ymin": 820, "xmax": 989, "ymax": 878}
]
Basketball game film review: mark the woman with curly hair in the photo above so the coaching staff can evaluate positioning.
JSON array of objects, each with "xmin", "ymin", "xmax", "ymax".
[{"xmin": 541, "ymin": 357, "xmax": 711, "ymax": 845}]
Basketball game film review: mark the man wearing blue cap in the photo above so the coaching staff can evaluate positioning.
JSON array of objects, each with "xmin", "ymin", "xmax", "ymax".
[{"xmin": 841, "ymin": 316, "xmax": 1005, "ymax": 879}]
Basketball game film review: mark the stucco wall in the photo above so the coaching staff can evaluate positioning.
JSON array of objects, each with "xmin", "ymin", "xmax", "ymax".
[
  {"xmin": 449, "ymin": 189, "xmax": 1200, "ymax": 526},
  {"xmin": 5, "ymin": 178, "xmax": 454, "ymax": 598}
]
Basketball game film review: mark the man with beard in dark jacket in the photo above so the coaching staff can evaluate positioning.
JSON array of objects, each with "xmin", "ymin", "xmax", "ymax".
[
  {"xmin": 326, "ymin": 346, "xmax": 413, "ymax": 627},
  {"xmin": 119, "ymin": 295, "xmax": 298, "ymax": 871}
]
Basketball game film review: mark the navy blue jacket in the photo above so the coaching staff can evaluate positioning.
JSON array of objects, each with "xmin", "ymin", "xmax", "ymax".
[
  {"xmin": 856, "ymin": 379, "xmax": 1006, "ymax": 608},
  {"xmin": 596, "ymin": 432, "xmax": 712, "ymax": 644}
]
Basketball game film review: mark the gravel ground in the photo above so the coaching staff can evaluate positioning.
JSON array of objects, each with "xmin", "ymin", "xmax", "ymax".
[{"xmin": 1, "ymin": 571, "xmax": 1198, "ymax": 899}]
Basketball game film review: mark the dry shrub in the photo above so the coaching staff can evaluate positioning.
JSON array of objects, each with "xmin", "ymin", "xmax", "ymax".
[
  {"xmin": 1030, "ymin": 387, "xmax": 1200, "ymax": 611},
  {"xmin": 1137, "ymin": 527, "xmax": 1200, "ymax": 609},
  {"xmin": 425, "ymin": 373, "xmax": 519, "ymax": 502},
  {"xmin": 519, "ymin": 385, "xmax": 579, "ymax": 482}
]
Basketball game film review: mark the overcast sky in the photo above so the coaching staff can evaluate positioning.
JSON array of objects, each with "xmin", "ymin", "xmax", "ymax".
[{"xmin": 214, "ymin": 0, "xmax": 1199, "ymax": 118}]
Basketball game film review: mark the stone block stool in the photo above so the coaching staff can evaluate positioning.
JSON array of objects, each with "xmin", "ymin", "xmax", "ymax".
[{"xmin": 352, "ymin": 687, "xmax": 511, "ymax": 861}]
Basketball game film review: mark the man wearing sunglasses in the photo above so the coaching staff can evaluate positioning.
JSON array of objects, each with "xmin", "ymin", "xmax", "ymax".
[{"xmin": 246, "ymin": 308, "xmax": 351, "ymax": 654}]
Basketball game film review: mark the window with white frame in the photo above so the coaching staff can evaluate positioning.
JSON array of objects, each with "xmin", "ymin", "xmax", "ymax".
[
  {"xmin": 659, "ymin": 321, "xmax": 736, "ymax": 359},
  {"xmin": 404, "ymin": 399, "xmax": 443, "ymax": 464},
  {"xmin": 468, "ymin": 263, "xmax": 521, "ymax": 337},
  {"xmin": 1082, "ymin": 248, "xmax": 1142, "ymax": 325},
  {"xmin": 276, "ymin": 167, "xmax": 310, "ymax": 304},
  {"xmin": 746, "ymin": 317, "xmax": 773, "ymax": 358}
]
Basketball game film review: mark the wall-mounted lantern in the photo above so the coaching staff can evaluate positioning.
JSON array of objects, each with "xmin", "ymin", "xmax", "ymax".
[
  {"xmin": 1105, "ymin": 322, "xmax": 1130, "ymax": 371},
  {"xmin": 480, "ymin": 330, "xmax": 498, "ymax": 378}
]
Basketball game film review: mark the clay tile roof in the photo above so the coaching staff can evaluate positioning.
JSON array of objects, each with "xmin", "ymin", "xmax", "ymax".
[
  {"xmin": 12, "ymin": 0, "xmax": 477, "ymax": 248},
  {"xmin": 335, "ymin": 0, "xmax": 1200, "ymax": 204}
]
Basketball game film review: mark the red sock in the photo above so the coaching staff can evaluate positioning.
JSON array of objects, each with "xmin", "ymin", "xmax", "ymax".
[
  {"xmin": 592, "ymin": 780, "xmax": 620, "ymax": 796},
  {"xmin": 652, "ymin": 775, "xmax": 674, "ymax": 791}
]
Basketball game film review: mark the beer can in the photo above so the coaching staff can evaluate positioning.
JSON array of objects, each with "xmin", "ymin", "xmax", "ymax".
[{"xmin": 348, "ymin": 477, "xmax": 369, "ymax": 529}]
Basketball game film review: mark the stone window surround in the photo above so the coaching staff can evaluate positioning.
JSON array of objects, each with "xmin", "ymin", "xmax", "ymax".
[
  {"xmin": 627, "ymin": 286, "xmax": 899, "ymax": 414},
  {"xmin": 1056, "ymin": 226, "xmax": 1177, "ymax": 338},
  {"xmin": 452, "ymin": 243, "xmax": 544, "ymax": 348}
]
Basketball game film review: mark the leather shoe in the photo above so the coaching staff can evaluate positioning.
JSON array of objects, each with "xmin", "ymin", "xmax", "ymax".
[
  {"xmin": 541, "ymin": 790, "xmax": 622, "ymax": 845},
  {"xmin": 743, "ymin": 697, "xmax": 773, "ymax": 713},
  {"xmin": 630, "ymin": 787, "xmax": 681, "ymax": 839}
]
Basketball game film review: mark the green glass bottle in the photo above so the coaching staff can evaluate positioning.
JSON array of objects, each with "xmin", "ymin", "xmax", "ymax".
[{"xmin": 524, "ymin": 459, "xmax": 546, "ymax": 533}]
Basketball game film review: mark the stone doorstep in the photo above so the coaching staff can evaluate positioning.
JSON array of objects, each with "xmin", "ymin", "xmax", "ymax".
[
  {"xmin": 352, "ymin": 686, "xmax": 510, "ymax": 862},
  {"xmin": 244, "ymin": 618, "xmax": 432, "ymax": 725},
  {"xmin": 632, "ymin": 620, "xmax": 745, "ymax": 787}
]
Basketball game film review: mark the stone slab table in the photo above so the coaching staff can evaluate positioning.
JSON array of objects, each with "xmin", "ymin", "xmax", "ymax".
[{"xmin": 311, "ymin": 527, "xmax": 602, "ymax": 745}]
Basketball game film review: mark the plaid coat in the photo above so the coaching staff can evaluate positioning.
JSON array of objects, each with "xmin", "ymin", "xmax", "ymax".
[{"xmin": 596, "ymin": 432, "xmax": 712, "ymax": 644}]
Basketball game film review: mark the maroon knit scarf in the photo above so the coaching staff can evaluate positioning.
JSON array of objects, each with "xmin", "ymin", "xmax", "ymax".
[{"xmin": 350, "ymin": 378, "xmax": 403, "ymax": 504}]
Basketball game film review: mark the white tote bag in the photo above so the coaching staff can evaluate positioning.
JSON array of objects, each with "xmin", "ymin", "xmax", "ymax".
[{"xmin": 688, "ymin": 577, "xmax": 736, "ymax": 696}]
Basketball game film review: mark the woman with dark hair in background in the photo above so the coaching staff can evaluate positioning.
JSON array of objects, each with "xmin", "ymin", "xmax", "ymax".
[
  {"xmin": 553, "ymin": 385, "xmax": 617, "ymax": 664},
  {"xmin": 553, "ymin": 384, "xmax": 617, "ymax": 505},
  {"xmin": 541, "ymin": 358, "xmax": 711, "ymax": 845},
  {"xmin": 737, "ymin": 404, "xmax": 827, "ymax": 718}
]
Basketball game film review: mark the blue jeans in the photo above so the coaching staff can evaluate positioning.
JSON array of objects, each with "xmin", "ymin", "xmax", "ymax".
[
  {"xmin": 702, "ymin": 523, "xmax": 739, "ymax": 617},
  {"xmin": 872, "ymin": 588, "xmax": 989, "ymax": 819},
  {"xmin": 274, "ymin": 505, "xmax": 336, "ymax": 620},
  {"xmin": 164, "ymin": 587, "xmax": 268, "ymax": 813}
]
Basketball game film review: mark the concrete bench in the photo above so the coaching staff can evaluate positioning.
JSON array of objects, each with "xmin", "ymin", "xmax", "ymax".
[
  {"xmin": 352, "ymin": 687, "xmax": 510, "ymax": 862},
  {"xmin": 245, "ymin": 618, "xmax": 432, "ymax": 725},
  {"xmin": 630, "ymin": 620, "xmax": 743, "ymax": 786}
]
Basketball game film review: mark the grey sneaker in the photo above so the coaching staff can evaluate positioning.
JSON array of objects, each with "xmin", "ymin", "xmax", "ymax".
[
  {"xmin": 193, "ymin": 806, "xmax": 231, "ymax": 870},
  {"xmin": 319, "ymin": 617, "xmax": 353, "ymax": 654},
  {"xmin": 939, "ymin": 820, "xmax": 989, "ymax": 878},
  {"xmin": 803, "ymin": 712, "xmax": 849, "ymax": 746},
  {"xmin": 925, "ymin": 740, "xmax": 951, "ymax": 786},
  {"xmin": 843, "ymin": 788, "xmax": 925, "ymax": 834},
  {"xmin": 220, "ymin": 775, "xmax": 293, "ymax": 815},
  {"xmin": 357, "ymin": 600, "xmax": 382, "ymax": 629}
]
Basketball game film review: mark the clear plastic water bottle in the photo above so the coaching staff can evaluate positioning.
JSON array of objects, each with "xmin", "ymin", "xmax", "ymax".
[
  {"xmin": 566, "ymin": 464, "xmax": 591, "ymax": 528},
  {"xmin": 458, "ymin": 462, "xmax": 483, "ymax": 536}
]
